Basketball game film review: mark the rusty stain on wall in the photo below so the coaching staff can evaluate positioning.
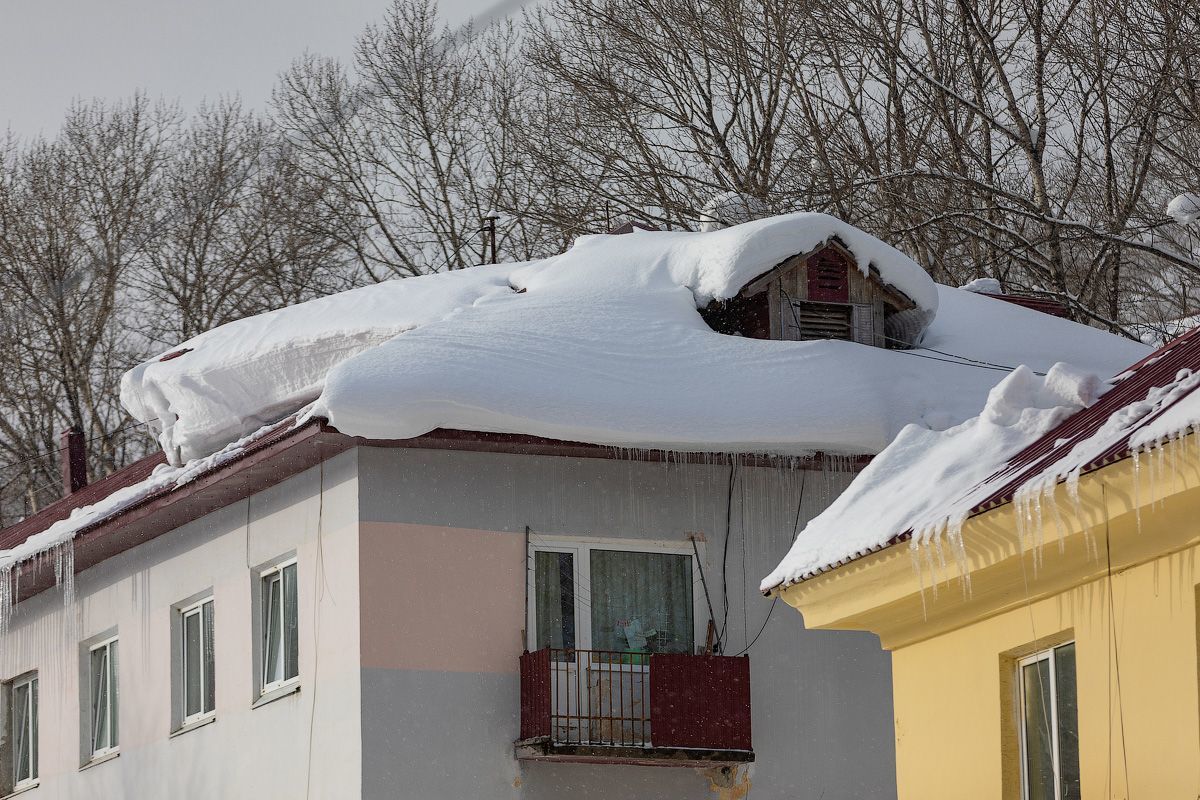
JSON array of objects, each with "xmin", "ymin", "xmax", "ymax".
[{"xmin": 701, "ymin": 765, "xmax": 752, "ymax": 800}]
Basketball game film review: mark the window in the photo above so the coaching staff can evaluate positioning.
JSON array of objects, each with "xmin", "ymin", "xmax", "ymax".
[
  {"xmin": 180, "ymin": 598, "xmax": 215, "ymax": 724},
  {"xmin": 88, "ymin": 637, "xmax": 119, "ymax": 758},
  {"xmin": 531, "ymin": 540, "xmax": 697, "ymax": 658},
  {"xmin": 534, "ymin": 551, "xmax": 576, "ymax": 654},
  {"xmin": 260, "ymin": 561, "xmax": 298, "ymax": 693},
  {"xmin": 4, "ymin": 673, "xmax": 37, "ymax": 791},
  {"xmin": 1018, "ymin": 642, "xmax": 1080, "ymax": 800}
]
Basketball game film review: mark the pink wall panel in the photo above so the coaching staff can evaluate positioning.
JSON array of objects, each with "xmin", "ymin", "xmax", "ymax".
[{"xmin": 359, "ymin": 522, "xmax": 525, "ymax": 673}]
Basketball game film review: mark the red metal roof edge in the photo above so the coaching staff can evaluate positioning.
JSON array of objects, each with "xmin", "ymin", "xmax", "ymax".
[
  {"xmin": 969, "ymin": 325, "xmax": 1200, "ymax": 513},
  {"xmin": 0, "ymin": 418, "xmax": 322, "ymax": 555},
  {"xmin": 979, "ymin": 292, "xmax": 1071, "ymax": 318},
  {"xmin": 0, "ymin": 451, "xmax": 168, "ymax": 551},
  {"xmin": 2, "ymin": 422, "xmax": 875, "ymax": 567}
]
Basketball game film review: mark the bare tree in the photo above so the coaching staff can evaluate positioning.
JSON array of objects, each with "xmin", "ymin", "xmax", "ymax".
[
  {"xmin": 0, "ymin": 96, "xmax": 172, "ymax": 517},
  {"xmin": 274, "ymin": 0, "xmax": 537, "ymax": 275}
]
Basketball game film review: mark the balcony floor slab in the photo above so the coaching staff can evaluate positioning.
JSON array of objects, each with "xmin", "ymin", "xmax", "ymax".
[{"xmin": 514, "ymin": 737, "xmax": 754, "ymax": 768}]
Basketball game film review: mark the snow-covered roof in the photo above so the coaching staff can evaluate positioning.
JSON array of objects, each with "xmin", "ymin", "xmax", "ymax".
[
  {"xmin": 121, "ymin": 212, "xmax": 1145, "ymax": 467},
  {"xmin": 1168, "ymin": 193, "xmax": 1200, "ymax": 226},
  {"xmin": 0, "ymin": 420, "xmax": 292, "ymax": 573},
  {"xmin": 958, "ymin": 277, "xmax": 1003, "ymax": 294},
  {"xmin": 761, "ymin": 326, "xmax": 1200, "ymax": 593}
]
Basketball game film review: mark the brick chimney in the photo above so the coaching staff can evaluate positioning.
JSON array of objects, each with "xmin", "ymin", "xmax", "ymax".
[{"xmin": 60, "ymin": 426, "xmax": 88, "ymax": 494}]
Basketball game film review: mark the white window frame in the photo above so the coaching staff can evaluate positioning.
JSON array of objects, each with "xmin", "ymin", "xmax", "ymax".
[
  {"xmin": 87, "ymin": 636, "xmax": 119, "ymax": 760},
  {"xmin": 258, "ymin": 559, "xmax": 299, "ymax": 696},
  {"xmin": 1017, "ymin": 642, "xmax": 1075, "ymax": 800},
  {"xmin": 8, "ymin": 672, "xmax": 37, "ymax": 791},
  {"xmin": 526, "ymin": 536, "xmax": 706, "ymax": 658},
  {"xmin": 179, "ymin": 597, "xmax": 215, "ymax": 725}
]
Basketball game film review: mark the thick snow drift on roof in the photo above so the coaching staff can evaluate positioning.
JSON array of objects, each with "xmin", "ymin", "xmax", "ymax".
[
  {"xmin": 760, "ymin": 364, "xmax": 1105, "ymax": 591},
  {"xmin": 121, "ymin": 212, "xmax": 1145, "ymax": 466}
]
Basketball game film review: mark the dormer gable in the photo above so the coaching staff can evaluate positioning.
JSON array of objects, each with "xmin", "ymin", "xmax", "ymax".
[{"xmin": 700, "ymin": 239, "xmax": 920, "ymax": 348}]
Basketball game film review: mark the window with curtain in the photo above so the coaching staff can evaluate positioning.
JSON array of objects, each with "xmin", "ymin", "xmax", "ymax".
[
  {"xmin": 535, "ymin": 551, "xmax": 576, "ymax": 655},
  {"xmin": 261, "ymin": 561, "xmax": 299, "ymax": 692},
  {"xmin": 7, "ymin": 672, "xmax": 37, "ymax": 790},
  {"xmin": 181, "ymin": 598, "xmax": 215, "ymax": 722},
  {"xmin": 590, "ymin": 550, "xmax": 693, "ymax": 656},
  {"xmin": 89, "ymin": 638, "xmax": 119, "ymax": 757},
  {"xmin": 532, "ymin": 544, "xmax": 696, "ymax": 659},
  {"xmin": 1019, "ymin": 642, "xmax": 1080, "ymax": 800}
]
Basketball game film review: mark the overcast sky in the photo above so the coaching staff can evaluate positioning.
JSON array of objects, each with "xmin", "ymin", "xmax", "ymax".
[{"xmin": 0, "ymin": 0, "xmax": 504, "ymax": 138}]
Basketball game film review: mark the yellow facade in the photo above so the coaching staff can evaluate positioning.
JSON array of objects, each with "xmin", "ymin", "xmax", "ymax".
[{"xmin": 779, "ymin": 435, "xmax": 1200, "ymax": 799}]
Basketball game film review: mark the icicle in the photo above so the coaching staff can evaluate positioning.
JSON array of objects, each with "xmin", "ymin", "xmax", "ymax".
[
  {"xmin": 920, "ymin": 529, "xmax": 940, "ymax": 601},
  {"xmin": 910, "ymin": 541, "xmax": 929, "ymax": 619},
  {"xmin": 1132, "ymin": 448, "xmax": 1143, "ymax": 535},
  {"xmin": 947, "ymin": 517, "xmax": 972, "ymax": 598},
  {"xmin": 1013, "ymin": 489, "xmax": 1032, "ymax": 570},
  {"xmin": 1148, "ymin": 441, "xmax": 1160, "ymax": 510},
  {"xmin": 930, "ymin": 519, "xmax": 949, "ymax": 588},
  {"xmin": 1030, "ymin": 488, "xmax": 1045, "ymax": 572},
  {"xmin": 1014, "ymin": 489, "xmax": 1040, "ymax": 572},
  {"xmin": 1044, "ymin": 481, "xmax": 1067, "ymax": 554},
  {"xmin": 1158, "ymin": 439, "xmax": 1169, "ymax": 510},
  {"xmin": 1013, "ymin": 492, "xmax": 1025, "ymax": 549},
  {"xmin": 55, "ymin": 540, "xmax": 76, "ymax": 608},
  {"xmin": 0, "ymin": 564, "xmax": 11, "ymax": 638},
  {"xmin": 1170, "ymin": 431, "xmax": 1180, "ymax": 486},
  {"xmin": 1062, "ymin": 470, "xmax": 1097, "ymax": 560}
]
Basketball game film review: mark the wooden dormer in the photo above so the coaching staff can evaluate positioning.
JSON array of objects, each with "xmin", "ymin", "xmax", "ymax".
[{"xmin": 700, "ymin": 240, "xmax": 918, "ymax": 347}]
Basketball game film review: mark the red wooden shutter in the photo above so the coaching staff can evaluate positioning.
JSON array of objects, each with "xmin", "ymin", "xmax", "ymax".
[{"xmin": 806, "ymin": 249, "xmax": 850, "ymax": 302}]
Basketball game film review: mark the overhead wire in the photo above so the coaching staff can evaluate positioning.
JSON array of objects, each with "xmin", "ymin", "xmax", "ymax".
[
  {"xmin": 892, "ymin": 348, "xmax": 1043, "ymax": 375},
  {"xmin": 776, "ymin": 274, "xmax": 1035, "ymax": 375},
  {"xmin": 731, "ymin": 469, "xmax": 808, "ymax": 657},
  {"xmin": 718, "ymin": 461, "xmax": 737, "ymax": 650},
  {"xmin": 1102, "ymin": 484, "xmax": 1131, "ymax": 799}
]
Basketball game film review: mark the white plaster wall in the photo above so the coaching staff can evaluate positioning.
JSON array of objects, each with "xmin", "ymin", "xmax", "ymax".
[{"xmin": 0, "ymin": 450, "xmax": 361, "ymax": 799}]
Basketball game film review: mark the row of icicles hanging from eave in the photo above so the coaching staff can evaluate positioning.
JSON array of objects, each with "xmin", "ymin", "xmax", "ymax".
[{"xmin": 905, "ymin": 423, "xmax": 1200, "ymax": 618}]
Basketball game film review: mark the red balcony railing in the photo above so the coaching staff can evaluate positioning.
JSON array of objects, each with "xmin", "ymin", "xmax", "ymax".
[{"xmin": 517, "ymin": 647, "xmax": 752, "ymax": 763}]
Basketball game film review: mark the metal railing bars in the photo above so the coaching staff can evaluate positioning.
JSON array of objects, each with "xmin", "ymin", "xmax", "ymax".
[{"xmin": 548, "ymin": 647, "xmax": 653, "ymax": 747}]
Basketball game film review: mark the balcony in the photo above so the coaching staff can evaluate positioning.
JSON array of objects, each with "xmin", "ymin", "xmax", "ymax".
[{"xmin": 516, "ymin": 648, "xmax": 753, "ymax": 767}]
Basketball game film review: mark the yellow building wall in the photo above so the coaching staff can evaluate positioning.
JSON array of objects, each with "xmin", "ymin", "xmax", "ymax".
[{"xmin": 891, "ymin": 542, "xmax": 1200, "ymax": 800}]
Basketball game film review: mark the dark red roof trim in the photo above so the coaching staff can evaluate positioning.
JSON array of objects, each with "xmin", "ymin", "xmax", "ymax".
[
  {"xmin": 7, "ymin": 419, "xmax": 348, "ymax": 604},
  {"xmin": 968, "ymin": 325, "xmax": 1200, "ymax": 512},
  {"xmin": 0, "ymin": 451, "xmax": 168, "ymax": 551},
  {"xmin": 978, "ymin": 292, "xmax": 1071, "ymax": 318},
  {"xmin": 2, "ymin": 422, "xmax": 870, "ymax": 605},
  {"xmin": 159, "ymin": 348, "xmax": 193, "ymax": 362}
]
